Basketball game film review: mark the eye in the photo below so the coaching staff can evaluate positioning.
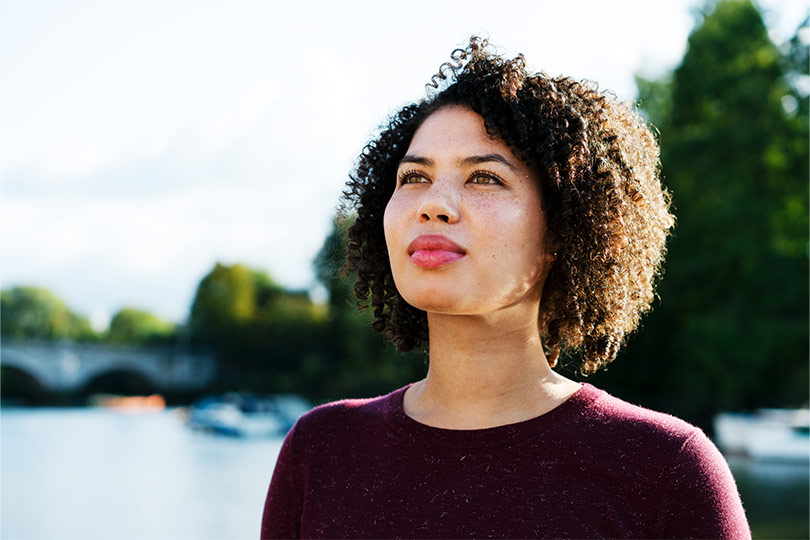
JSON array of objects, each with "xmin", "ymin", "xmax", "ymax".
[
  {"xmin": 398, "ymin": 169, "xmax": 429, "ymax": 185},
  {"xmin": 468, "ymin": 170, "xmax": 503, "ymax": 185}
]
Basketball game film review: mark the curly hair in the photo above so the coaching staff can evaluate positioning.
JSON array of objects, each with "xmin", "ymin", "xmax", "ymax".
[{"xmin": 342, "ymin": 37, "xmax": 674, "ymax": 374}]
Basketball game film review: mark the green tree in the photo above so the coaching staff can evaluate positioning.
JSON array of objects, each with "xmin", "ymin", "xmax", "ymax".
[
  {"xmin": 599, "ymin": 0, "xmax": 809, "ymax": 425},
  {"xmin": 188, "ymin": 262, "xmax": 326, "ymax": 392},
  {"xmin": 0, "ymin": 286, "xmax": 95, "ymax": 341},
  {"xmin": 106, "ymin": 307, "xmax": 175, "ymax": 344},
  {"xmin": 189, "ymin": 262, "xmax": 268, "ymax": 344}
]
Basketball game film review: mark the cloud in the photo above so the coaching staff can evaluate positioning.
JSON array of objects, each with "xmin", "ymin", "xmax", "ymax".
[{"xmin": 1, "ymin": 71, "xmax": 358, "ymax": 322}]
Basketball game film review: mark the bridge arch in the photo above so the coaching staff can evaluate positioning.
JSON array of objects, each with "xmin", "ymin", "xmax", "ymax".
[
  {"xmin": 80, "ymin": 369, "xmax": 158, "ymax": 397},
  {"xmin": 1, "ymin": 346, "xmax": 55, "ymax": 389},
  {"xmin": 0, "ymin": 365, "xmax": 48, "ymax": 404}
]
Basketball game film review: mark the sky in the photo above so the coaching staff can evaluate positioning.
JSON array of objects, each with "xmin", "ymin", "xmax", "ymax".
[{"xmin": 2, "ymin": 0, "xmax": 807, "ymax": 329}]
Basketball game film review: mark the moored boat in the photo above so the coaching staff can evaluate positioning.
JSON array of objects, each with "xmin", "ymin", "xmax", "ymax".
[
  {"xmin": 187, "ymin": 392, "xmax": 310, "ymax": 437},
  {"xmin": 714, "ymin": 408, "xmax": 809, "ymax": 463}
]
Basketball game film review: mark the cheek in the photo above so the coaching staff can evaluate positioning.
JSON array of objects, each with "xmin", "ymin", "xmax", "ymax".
[
  {"xmin": 479, "ymin": 199, "xmax": 547, "ymax": 268},
  {"xmin": 383, "ymin": 194, "xmax": 412, "ymax": 261},
  {"xmin": 382, "ymin": 198, "xmax": 399, "ymax": 248},
  {"xmin": 478, "ymin": 198, "xmax": 541, "ymax": 241}
]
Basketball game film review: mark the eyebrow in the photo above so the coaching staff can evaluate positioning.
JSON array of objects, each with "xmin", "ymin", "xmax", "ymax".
[
  {"xmin": 461, "ymin": 153, "xmax": 519, "ymax": 173},
  {"xmin": 399, "ymin": 153, "xmax": 519, "ymax": 173}
]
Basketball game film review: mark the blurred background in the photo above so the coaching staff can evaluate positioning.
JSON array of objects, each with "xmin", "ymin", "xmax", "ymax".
[{"xmin": 1, "ymin": 0, "xmax": 808, "ymax": 538}]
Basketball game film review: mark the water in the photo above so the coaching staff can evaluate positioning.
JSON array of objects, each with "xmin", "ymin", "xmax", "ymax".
[
  {"xmin": 729, "ymin": 456, "xmax": 810, "ymax": 539},
  {"xmin": 1, "ymin": 407, "xmax": 283, "ymax": 540},
  {"xmin": 3, "ymin": 408, "xmax": 808, "ymax": 539}
]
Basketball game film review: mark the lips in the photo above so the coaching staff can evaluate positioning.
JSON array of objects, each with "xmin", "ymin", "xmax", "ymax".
[{"xmin": 407, "ymin": 234, "xmax": 467, "ymax": 269}]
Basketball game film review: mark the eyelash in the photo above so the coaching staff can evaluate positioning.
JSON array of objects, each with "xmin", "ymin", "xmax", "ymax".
[
  {"xmin": 398, "ymin": 169, "xmax": 427, "ymax": 185},
  {"xmin": 468, "ymin": 169, "xmax": 504, "ymax": 185},
  {"xmin": 396, "ymin": 169, "xmax": 505, "ymax": 186}
]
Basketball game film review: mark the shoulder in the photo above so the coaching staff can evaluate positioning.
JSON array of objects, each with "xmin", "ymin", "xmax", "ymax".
[
  {"xmin": 577, "ymin": 383, "xmax": 704, "ymax": 452},
  {"xmin": 586, "ymin": 386, "xmax": 732, "ymax": 483},
  {"xmin": 287, "ymin": 386, "xmax": 402, "ymax": 450},
  {"xmin": 298, "ymin": 389, "xmax": 394, "ymax": 427},
  {"xmin": 578, "ymin": 385, "xmax": 749, "ymax": 538},
  {"xmin": 571, "ymin": 385, "xmax": 721, "ymax": 484}
]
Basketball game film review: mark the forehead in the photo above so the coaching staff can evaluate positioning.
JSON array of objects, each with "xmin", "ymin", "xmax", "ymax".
[{"xmin": 406, "ymin": 106, "xmax": 516, "ymax": 159}]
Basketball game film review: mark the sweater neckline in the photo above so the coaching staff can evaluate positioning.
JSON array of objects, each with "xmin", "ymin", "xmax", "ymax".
[{"xmin": 383, "ymin": 382, "xmax": 600, "ymax": 448}]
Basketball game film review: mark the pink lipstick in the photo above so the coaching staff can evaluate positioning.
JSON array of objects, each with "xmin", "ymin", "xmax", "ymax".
[{"xmin": 407, "ymin": 234, "xmax": 467, "ymax": 269}]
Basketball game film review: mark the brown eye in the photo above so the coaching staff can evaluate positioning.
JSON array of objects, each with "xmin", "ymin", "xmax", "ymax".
[
  {"xmin": 398, "ymin": 170, "xmax": 429, "ymax": 185},
  {"xmin": 469, "ymin": 171, "xmax": 503, "ymax": 185}
]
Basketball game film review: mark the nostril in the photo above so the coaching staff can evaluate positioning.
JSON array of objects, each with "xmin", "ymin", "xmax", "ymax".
[
  {"xmin": 421, "ymin": 213, "xmax": 431, "ymax": 221},
  {"xmin": 438, "ymin": 214, "xmax": 449, "ymax": 223}
]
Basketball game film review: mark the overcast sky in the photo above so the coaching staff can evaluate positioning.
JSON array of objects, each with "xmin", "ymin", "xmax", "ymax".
[{"xmin": 2, "ymin": 0, "xmax": 807, "ymax": 328}]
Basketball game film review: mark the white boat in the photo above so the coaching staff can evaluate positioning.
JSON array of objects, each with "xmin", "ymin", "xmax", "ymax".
[
  {"xmin": 714, "ymin": 408, "xmax": 809, "ymax": 463},
  {"xmin": 187, "ymin": 392, "xmax": 309, "ymax": 438}
]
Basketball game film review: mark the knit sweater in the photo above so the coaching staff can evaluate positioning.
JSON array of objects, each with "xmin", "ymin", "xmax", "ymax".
[{"xmin": 261, "ymin": 383, "xmax": 750, "ymax": 539}]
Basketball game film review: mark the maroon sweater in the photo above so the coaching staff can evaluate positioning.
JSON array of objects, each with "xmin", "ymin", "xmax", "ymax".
[{"xmin": 261, "ymin": 383, "xmax": 750, "ymax": 539}]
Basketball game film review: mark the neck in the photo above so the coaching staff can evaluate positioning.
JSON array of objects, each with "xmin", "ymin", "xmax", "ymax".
[{"xmin": 404, "ymin": 306, "xmax": 580, "ymax": 430}]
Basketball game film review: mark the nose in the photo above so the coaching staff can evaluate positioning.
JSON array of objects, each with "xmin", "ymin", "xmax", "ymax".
[{"xmin": 417, "ymin": 185, "xmax": 459, "ymax": 224}]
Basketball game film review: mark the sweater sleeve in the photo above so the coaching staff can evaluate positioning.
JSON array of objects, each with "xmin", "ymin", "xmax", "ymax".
[
  {"xmin": 658, "ymin": 430, "xmax": 751, "ymax": 539},
  {"xmin": 261, "ymin": 423, "xmax": 304, "ymax": 539}
]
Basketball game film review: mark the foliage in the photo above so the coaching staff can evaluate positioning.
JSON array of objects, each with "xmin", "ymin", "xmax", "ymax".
[
  {"xmin": 596, "ymin": 0, "xmax": 809, "ymax": 426},
  {"xmin": 187, "ymin": 262, "xmax": 327, "ymax": 392},
  {"xmin": 106, "ymin": 307, "xmax": 175, "ymax": 344},
  {"xmin": 189, "ymin": 263, "xmax": 269, "ymax": 344},
  {"xmin": 0, "ymin": 286, "xmax": 95, "ymax": 341}
]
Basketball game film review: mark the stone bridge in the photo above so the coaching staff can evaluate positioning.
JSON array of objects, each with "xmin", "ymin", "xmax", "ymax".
[{"xmin": 1, "ymin": 340, "xmax": 218, "ymax": 396}]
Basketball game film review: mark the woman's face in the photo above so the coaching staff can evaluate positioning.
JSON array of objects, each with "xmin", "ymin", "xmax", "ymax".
[{"xmin": 383, "ymin": 105, "xmax": 553, "ymax": 316}]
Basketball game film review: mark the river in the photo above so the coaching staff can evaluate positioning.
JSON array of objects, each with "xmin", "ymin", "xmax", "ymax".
[
  {"xmin": 2, "ymin": 407, "xmax": 808, "ymax": 539},
  {"xmin": 2, "ymin": 407, "xmax": 282, "ymax": 540}
]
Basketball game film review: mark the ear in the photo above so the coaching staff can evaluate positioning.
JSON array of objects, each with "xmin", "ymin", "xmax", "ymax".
[{"xmin": 543, "ymin": 237, "xmax": 562, "ymax": 263}]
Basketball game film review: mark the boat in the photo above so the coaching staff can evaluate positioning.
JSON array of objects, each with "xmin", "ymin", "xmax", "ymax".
[
  {"xmin": 714, "ymin": 408, "xmax": 809, "ymax": 463},
  {"xmin": 90, "ymin": 393, "xmax": 167, "ymax": 412},
  {"xmin": 186, "ymin": 392, "xmax": 310, "ymax": 438}
]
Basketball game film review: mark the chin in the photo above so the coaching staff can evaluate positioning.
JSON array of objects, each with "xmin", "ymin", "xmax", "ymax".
[{"xmin": 398, "ymin": 286, "xmax": 470, "ymax": 314}]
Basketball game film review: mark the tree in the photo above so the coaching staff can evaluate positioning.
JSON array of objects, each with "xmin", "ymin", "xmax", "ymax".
[
  {"xmin": 0, "ymin": 286, "xmax": 94, "ymax": 341},
  {"xmin": 189, "ymin": 262, "xmax": 268, "ymax": 344},
  {"xmin": 598, "ymin": 0, "xmax": 809, "ymax": 426},
  {"xmin": 187, "ymin": 262, "xmax": 327, "ymax": 392},
  {"xmin": 106, "ymin": 307, "xmax": 175, "ymax": 344}
]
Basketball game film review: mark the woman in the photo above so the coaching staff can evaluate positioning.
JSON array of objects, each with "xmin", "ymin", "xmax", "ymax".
[{"xmin": 261, "ymin": 37, "xmax": 750, "ymax": 539}]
